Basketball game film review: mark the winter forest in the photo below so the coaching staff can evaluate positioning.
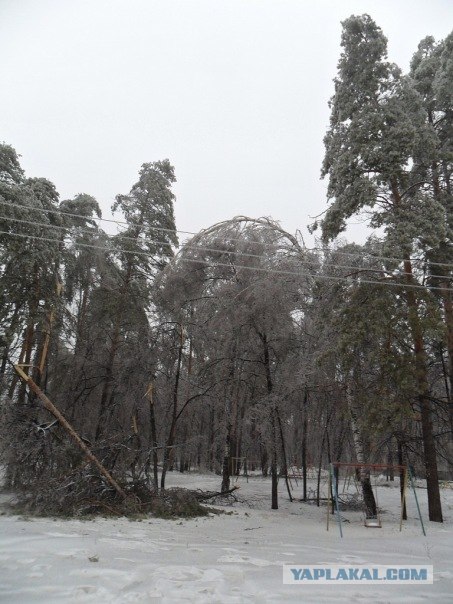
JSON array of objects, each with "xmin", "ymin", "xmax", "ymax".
[{"xmin": 1, "ymin": 12, "xmax": 453, "ymax": 542}]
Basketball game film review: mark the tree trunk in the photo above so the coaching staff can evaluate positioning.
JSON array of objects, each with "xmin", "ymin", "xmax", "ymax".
[
  {"xmin": 221, "ymin": 424, "xmax": 232, "ymax": 493},
  {"xmin": 161, "ymin": 325, "xmax": 184, "ymax": 489},
  {"xmin": 208, "ymin": 405, "xmax": 215, "ymax": 472},
  {"xmin": 387, "ymin": 443, "xmax": 395, "ymax": 481},
  {"xmin": 270, "ymin": 407, "xmax": 279, "ymax": 509},
  {"xmin": 0, "ymin": 346, "xmax": 8, "ymax": 383},
  {"xmin": 96, "ymin": 211, "xmax": 145, "ymax": 440},
  {"xmin": 391, "ymin": 178, "xmax": 443, "ymax": 522},
  {"xmin": 301, "ymin": 386, "xmax": 309, "ymax": 501},
  {"xmin": 0, "ymin": 301, "xmax": 21, "ymax": 393},
  {"xmin": 316, "ymin": 424, "xmax": 326, "ymax": 508},
  {"xmin": 15, "ymin": 365, "xmax": 127, "ymax": 499},
  {"xmin": 404, "ymin": 258, "xmax": 443, "ymax": 522},
  {"xmin": 149, "ymin": 397, "xmax": 159, "ymax": 491},
  {"xmin": 96, "ymin": 319, "xmax": 122, "ymax": 440},
  {"xmin": 275, "ymin": 406, "xmax": 293, "ymax": 502},
  {"xmin": 220, "ymin": 344, "xmax": 238, "ymax": 492},
  {"xmin": 397, "ymin": 437, "xmax": 407, "ymax": 521},
  {"xmin": 260, "ymin": 445, "xmax": 268, "ymax": 476},
  {"xmin": 17, "ymin": 319, "xmax": 36, "ymax": 406},
  {"xmin": 347, "ymin": 386, "xmax": 377, "ymax": 519},
  {"xmin": 440, "ymin": 280, "xmax": 453, "ymax": 440},
  {"xmin": 260, "ymin": 331, "xmax": 279, "ymax": 509},
  {"xmin": 8, "ymin": 333, "xmax": 27, "ymax": 399}
]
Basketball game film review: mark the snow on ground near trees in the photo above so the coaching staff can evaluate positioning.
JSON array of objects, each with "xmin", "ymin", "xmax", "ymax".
[{"xmin": 1, "ymin": 472, "xmax": 452, "ymax": 603}]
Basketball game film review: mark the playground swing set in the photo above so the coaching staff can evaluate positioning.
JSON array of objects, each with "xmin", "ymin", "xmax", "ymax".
[
  {"xmin": 229, "ymin": 456, "xmax": 250, "ymax": 483},
  {"xmin": 327, "ymin": 462, "xmax": 426, "ymax": 538}
]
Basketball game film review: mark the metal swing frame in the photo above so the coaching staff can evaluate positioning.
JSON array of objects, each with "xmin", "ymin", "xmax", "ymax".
[{"xmin": 327, "ymin": 462, "xmax": 425, "ymax": 538}]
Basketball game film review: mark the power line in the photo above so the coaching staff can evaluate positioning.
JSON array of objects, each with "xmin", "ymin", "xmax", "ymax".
[
  {"xmin": 0, "ymin": 228, "xmax": 154, "ymax": 257},
  {"xmin": 0, "ymin": 198, "xmax": 194, "ymax": 236},
  {"xmin": 0, "ymin": 213, "xmax": 286, "ymax": 258},
  {"xmin": 1, "ymin": 198, "xmax": 453, "ymax": 270},
  {"xmin": 306, "ymin": 245, "xmax": 453, "ymax": 272},
  {"xmin": 174, "ymin": 256, "xmax": 453, "ymax": 293},
  {"xmin": 0, "ymin": 213, "xmax": 172, "ymax": 245},
  {"xmin": 1, "ymin": 228, "xmax": 452, "ymax": 293},
  {"xmin": 1, "ymin": 212, "xmax": 453, "ymax": 282}
]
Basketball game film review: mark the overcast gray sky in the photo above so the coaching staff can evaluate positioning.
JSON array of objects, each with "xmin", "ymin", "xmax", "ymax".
[{"xmin": 1, "ymin": 0, "xmax": 452, "ymax": 244}]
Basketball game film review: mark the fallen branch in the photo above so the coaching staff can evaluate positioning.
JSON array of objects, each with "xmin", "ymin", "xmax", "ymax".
[
  {"xmin": 14, "ymin": 365, "xmax": 127, "ymax": 500},
  {"xmin": 195, "ymin": 485, "xmax": 240, "ymax": 501}
]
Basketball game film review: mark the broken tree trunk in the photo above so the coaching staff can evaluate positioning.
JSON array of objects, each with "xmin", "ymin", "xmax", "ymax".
[{"xmin": 14, "ymin": 365, "xmax": 127, "ymax": 500}]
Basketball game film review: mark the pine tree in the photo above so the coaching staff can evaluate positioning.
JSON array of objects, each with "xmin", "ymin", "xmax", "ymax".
[
  {"xmin": 318, "ymin": 15, "xmax": 444, "ymax": 521},
  {"xmin": 95, "ymin": 160, "xmax": 178, "ymax": 440}
]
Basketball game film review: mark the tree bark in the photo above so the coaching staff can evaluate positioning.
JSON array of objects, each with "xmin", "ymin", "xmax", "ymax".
[
  {"xmin": 260, "ymin": 332, "xmax": 279, "ymax": 509},
  {"xmin": 440, "ymin": 280, "xmax": 453, "ymax": 440},
  {"xmin": 404, "ymin": 258, "xmax": 443, "ymax": 522},
  {"xmin": 270, "ymin": 407, "xmax": 279, "ymax": 509},
  {"xmin": 397, "ymin": 437, "xmax": 407, "ymax": 520},
  {"xmin": 0, "ymin": 301, "xmax": 21, "ymax": 392},
  {"xmin": 347, "ymin": 384, "xmax": 377, "ymax": 519},
  {"xmin": 148, "ymin": 393, "xmax": 159, "ymax": 491},
  {"xmin": 161, "ymin": 325, "xmax": 184, "ymax": 489},
  {"xmin": 301, "ymin": 386, "xmax": 309, "ymax": 501},
  {"xmin": 389, "ymin": 177, "xmax": 443, "ymax": 522}
]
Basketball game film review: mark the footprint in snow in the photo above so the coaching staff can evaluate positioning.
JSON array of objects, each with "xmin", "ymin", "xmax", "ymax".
[
  {"xmin": 45, "ymin": 532, "xmax": 80, "ymax": 538},
  {"xmin": 31, "ymin": 564, "xmax": 52, "ymax": 571},
  {"xmin": 217, "ymin": 554, "xmax": 273, "ymax": 566},
  {"xmin": 436, "ymin": 571, "xmax": 453, "ymax": 579},
  {"xmin": 339, "ymin": 555, "xmax": 368, "ymax": 564}
]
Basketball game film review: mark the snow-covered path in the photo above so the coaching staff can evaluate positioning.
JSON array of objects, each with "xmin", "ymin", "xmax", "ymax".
[{"xmin": 1, "ymin": 473, "xmax": 452, "ymax": 603}]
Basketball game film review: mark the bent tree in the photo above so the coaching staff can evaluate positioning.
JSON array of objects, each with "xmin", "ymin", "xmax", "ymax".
[
  {"xmin": 318, "ymin": 14, "xmax": 444, "ymax": 521},
  {"xmin": 158, "ymin": 216, "xmax": 313, "ymax": 505}
]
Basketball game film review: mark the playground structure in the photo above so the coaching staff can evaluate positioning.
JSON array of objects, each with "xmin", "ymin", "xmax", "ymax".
[
  {"xmin": 229, "ymin": 456, "xmax": 249, "ymax": 482},
  {"xmin": 327, "ymin": 462, "xmax": 426, "ymax": 538}
]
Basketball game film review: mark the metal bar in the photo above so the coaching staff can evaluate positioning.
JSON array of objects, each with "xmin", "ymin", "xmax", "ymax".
[
  {"xmin": 330, "ymin": 463, "xmax": 343, "ymax": 538},
  {"xmin": 332, "ymin": 462, "xmax": 406, "ymax": 470},
  {"xmin": 408, "ymin": 466, "xmax": 426, "ymax": 537}
]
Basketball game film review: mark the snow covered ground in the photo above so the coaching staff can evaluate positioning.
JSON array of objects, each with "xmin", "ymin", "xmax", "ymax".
[{"xmin": 1, "ymin": 471, "xmax": 452, "ymax": 603}]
